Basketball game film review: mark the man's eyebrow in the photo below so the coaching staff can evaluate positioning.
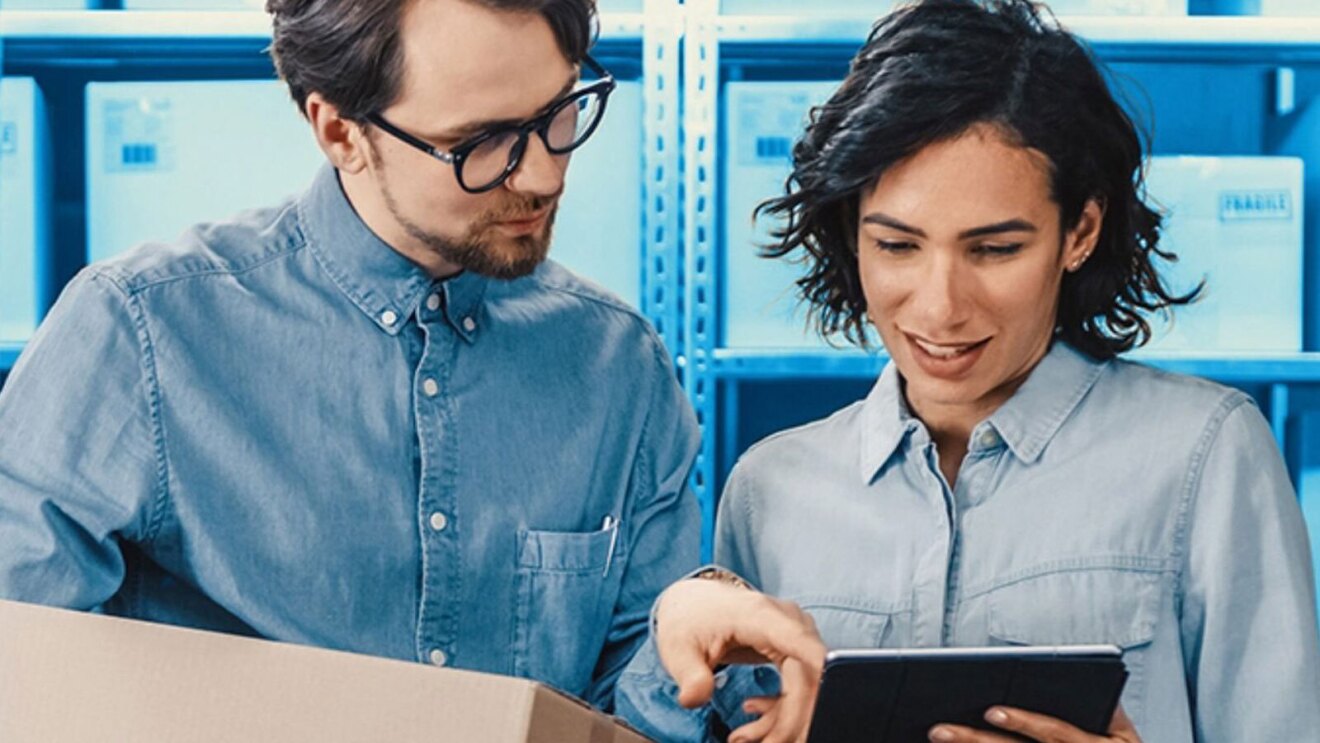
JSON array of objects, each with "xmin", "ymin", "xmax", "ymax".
[{"xmin": 426, "ymin": 75, "xmax": 580, "ymax": 142}]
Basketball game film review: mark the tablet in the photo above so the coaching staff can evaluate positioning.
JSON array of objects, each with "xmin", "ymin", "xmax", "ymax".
[{"xmin": 805, "ymin": 645, "xmax": 1128, "ymax": 743}]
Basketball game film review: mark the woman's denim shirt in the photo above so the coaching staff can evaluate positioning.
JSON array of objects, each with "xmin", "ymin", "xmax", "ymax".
[{"xmin": 618, "ymin": 342, "xmax": 1320, "ymax": 742}]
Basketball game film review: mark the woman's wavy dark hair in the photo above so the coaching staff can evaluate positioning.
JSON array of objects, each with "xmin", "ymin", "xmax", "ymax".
[{"xmin": 757, "ymin": 0, "xmax": 1196, "ymax": 360}]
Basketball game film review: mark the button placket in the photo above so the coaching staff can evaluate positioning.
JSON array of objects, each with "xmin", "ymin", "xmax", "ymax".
[{"xmin": 412, "ymin": 314, "xmax": 458, "ymax": 671}]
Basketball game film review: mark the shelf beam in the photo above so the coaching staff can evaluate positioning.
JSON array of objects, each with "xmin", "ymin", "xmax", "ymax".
[
  {"xmin": 0, "ymin": 343, "xmax": 23, "ymax": 372},
  {"xmin": 0, "ymin": 10, "xmax": 645, "ymax": 40},
  {"xmin": 712, "ymin": 14, "xmax": 1320, "ymax": 47},
  {"xmin": 713, "ymin": 349, "xmax": 1320, "ymax": 383}
]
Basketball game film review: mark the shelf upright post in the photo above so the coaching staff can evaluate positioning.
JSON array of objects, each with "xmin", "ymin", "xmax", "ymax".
[
  {"xmin": 642, "ymin": 0, "xmax": 683, "ymax": 362},
  {"xmin": 683, "ymin": 0, "xmax": 720, "ymax": 560}
]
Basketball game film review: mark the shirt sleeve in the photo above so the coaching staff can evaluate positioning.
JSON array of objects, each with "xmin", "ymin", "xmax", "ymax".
[
  {"xmin": 0, "ymin": 269, "xmax": 164, "ymax": 610},
  {"xmin": 1178, "ymin": 395, "xmax": 1320, "ymax": 740},
  {"xmin": 614, "ymin": 461, "xmax": 782, "ymax": 741},
  {"xmin": 585, "ymin": 335, "xmax": 703, "ymax": 713}
]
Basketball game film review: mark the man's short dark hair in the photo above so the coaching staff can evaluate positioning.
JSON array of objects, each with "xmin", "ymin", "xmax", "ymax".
[
  {"xmin": 266, "ymin": 0, "xmax": 597, "ymax": 122},
  {"xmin": 757, "ymin": 0, "xmax": 1195, "ymax": 360}
]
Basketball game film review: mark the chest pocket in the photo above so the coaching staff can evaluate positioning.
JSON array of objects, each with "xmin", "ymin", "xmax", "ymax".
[
  {"xmin": 794, "ymin": 597, "xmax": 897, "ymax": 649},
  {"xmin": 984, "ymin": 568, "xmax": 1163, "ymax": 722},
  {"xmin": 512, "ymin": 526, "xmax": 616, "ymax": 697}
]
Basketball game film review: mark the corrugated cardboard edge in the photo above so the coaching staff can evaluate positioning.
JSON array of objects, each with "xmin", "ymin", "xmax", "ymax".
[
  {"xmin": 0, "ymin": 599, "xmax": 567, "ymax": 742},
  {"xmin": 527, "ymin": 684, "xmax": 656, "ymax": 743}
]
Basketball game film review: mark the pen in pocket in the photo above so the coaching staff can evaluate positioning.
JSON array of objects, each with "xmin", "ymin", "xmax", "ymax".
[{"xmin": 602, "ymin": 515, "xmax": 619, "ymax": 577}]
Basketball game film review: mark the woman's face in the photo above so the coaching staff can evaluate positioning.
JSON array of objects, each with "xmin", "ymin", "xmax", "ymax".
[{"xmin": 857, "ymin": 124, "xmax": 1102, "ymax": 425}]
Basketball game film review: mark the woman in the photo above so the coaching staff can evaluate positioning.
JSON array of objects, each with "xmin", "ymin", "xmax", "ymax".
[{"xmin": 617, "ymin": 0, "xmax": 1320, "ymax": 741}]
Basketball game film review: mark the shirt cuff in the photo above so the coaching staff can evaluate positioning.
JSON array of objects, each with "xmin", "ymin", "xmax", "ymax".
[
  {"xmin": 648, "ymin": 563, "xmax": 760, "ymax": 636},
  {"xmin": 710, "ymin": 663, "xmax": 783, "ymax": 732}
]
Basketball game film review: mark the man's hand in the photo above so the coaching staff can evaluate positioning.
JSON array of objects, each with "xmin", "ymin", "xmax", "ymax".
[
  {"xmin": 654, "ymin": 577, "xmax": 827, "ymax": 743},
  {"xmin": 928, "ymin": 704, "xmax": 1142, "ymax": 743}
]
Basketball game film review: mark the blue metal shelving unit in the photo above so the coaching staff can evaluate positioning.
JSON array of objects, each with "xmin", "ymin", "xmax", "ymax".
[
  {"xmin": 713, "ymin": 349, "xmax": 1320, "ymax": 383},
  {"xmin": 0, "ymin": 342, "xmax": 21, "ymax": 371},
  {"xmin": 683, "ymin": 7, "xmax": 1320, "ymax": 557},
  {"xmin": 0, "ymin": 7, "xmax": 680, "ymax": 372},
  {"xmin": 6, "ymin": 5, "xmax": 1320, "ymax": 568}
]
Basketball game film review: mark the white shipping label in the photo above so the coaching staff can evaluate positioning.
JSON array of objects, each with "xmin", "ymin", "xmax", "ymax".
[{"xmin": 103, "ymin": 97, "xmax": 176, "ymax": 174}]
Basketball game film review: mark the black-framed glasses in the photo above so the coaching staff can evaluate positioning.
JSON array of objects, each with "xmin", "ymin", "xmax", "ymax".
[{"xmin": 367, "ymin": 55, "xmax": 616, "ymax": 194}]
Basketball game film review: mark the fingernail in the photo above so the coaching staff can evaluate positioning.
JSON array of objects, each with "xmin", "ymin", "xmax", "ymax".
[
  {"xmin": 986, "ymin": 708, "xmax": 1009, "ymax": 724},
  {"xmin": 929, "ymin": 727, "xmax": 955, "ymax": 742}
]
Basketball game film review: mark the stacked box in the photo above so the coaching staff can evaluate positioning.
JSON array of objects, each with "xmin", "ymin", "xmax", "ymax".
[
  {"xmin": 86, "ymin": 78, "xmax": 645, "ymax": 309},
  {"xmin": 1142, "ymin": 155, "xmax": 1304, "ymax": 353},
  {"xmin": 0, "ymin": 77, "xmax": 50, "ymax": 346},
  {"xmin": 722, "ymin": 80, "xmax": 840, "ymax": 349},
  {"xmin": 722, "ymin": 82, "xmax": 1304, "ymax": 354},
  {"xmin": 548, "ymin": 80, "xmax": 644, "ymax": 308},
  {"xmin": 86, "ymin": 80, "xmax": 324, "ymax": 263}
]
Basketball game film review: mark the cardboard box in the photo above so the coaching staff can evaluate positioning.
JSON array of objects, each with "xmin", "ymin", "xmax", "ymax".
[
  {"xmin": 723, "ymin": 80, "xmax": 840, "ymax": 349},
  {"xmin": 84, "ymin": 77, "xmax": 644, "ymax": 309},
  {"xmin": 0, "ymin": 76, "xmax": 50, "ymax": 345},
  {"xmin": 85, "ymin": 80, "xmax": 324, "ymax": 264},
  {"xmin": 0, "ymin": 599, "xmax": 652, "ymax": 743},
  {"xmin": 1142, "ymin": 156, "xmax": 1304, "ymax": 353}
]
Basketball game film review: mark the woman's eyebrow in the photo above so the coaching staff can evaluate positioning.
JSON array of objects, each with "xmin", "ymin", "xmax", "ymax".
[
  {"xmin": 861, "ymin": 212, "xmax": 926, "ymax": 237},
  {"xmin": 861, "ymin": 212, "xmax": 1038, "ymax": 240},
  {"xmin": 957, "ymin": 219, "xmax": 1037, "ymax": 239}
]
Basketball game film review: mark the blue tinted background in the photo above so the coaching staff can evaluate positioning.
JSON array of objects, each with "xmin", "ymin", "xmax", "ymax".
[{"xmin": 1, "ymin": 0, "xmax": 1318, "ymax": 601}]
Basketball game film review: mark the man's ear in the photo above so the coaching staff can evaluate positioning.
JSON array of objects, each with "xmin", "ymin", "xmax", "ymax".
[{"xmin": 304, "ymin": 92, "xmax": 371, "ymax": 175}]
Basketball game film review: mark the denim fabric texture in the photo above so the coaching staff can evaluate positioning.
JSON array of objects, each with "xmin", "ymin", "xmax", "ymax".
[
  {"xmin": 618, "ymin": 342, "xmax": 1320, "ymax": 742},
  {"xmin": 0, "ymin": 164, "xmax": 702, "ymax": 710}
]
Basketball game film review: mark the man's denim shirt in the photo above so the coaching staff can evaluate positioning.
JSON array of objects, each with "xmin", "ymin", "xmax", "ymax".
[
  {"xmin": 618, "ymin": 342, "xmax": 1320, "ymax": 742},
  {"xmin": 0, "ymin": 164, "xmax": 701, "ymax": 710}
]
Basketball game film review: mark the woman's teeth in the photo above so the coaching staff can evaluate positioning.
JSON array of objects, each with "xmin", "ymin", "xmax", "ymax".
[{"xmin": 914, "ymin": 338, "xmax": 980, "ymax": 358}]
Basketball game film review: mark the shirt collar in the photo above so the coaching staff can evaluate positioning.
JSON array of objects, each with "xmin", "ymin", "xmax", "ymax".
[
  {"xmin": 858, "ymin": 361, "xmax": 921, "ymax": 485},
  {"xmin": 297, "ymin": 163, "xmax": 486, "ymax": 339},
  {"xmin": 858, "ymin": 341, "xmax": 1107, "ymax": 484},
  {"xmin": 983, "ymin": 341, "xmax": 1107, "ymax": 463}
]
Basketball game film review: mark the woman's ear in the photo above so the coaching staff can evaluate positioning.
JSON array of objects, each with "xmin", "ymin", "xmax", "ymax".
[{"xmin": 1064, "ymin": 198, "xmax": 1105, "ymax": 272}]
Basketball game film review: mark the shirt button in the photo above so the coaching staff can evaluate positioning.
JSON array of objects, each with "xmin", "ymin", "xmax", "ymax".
[
  {"xmin": 980, "ymin": 430, "xmax": 999, "ymax": 447},
  {"xmin": 429, "ymin": 648, "xmax": 447, "ymax": 667},
  {"xmin": 429, "ymin": 511, "xmax": 448, "ymax": 532},
  {"xmin": 462, "ymin": 316, "xmax": 476, "ymax": 333},
  {"xmin": 380, "ymin": 310, "xmax": 398, "ymax": 327},
  {"xmin": 426, "ymin": 293, "xmax": 441, "ymax": 312},
  {"xmin": 422, "ymin": 378, "xmax": 439, "ymax": 397}
]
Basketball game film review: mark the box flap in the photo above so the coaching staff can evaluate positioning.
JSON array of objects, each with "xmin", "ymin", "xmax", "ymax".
[
  {"xmin": 0, "ymin": 599, "xmax": 543, "ymax": 742},
  {"xmin": 526, "ymin": 685, "xmax": 653, "ymax": 743}
]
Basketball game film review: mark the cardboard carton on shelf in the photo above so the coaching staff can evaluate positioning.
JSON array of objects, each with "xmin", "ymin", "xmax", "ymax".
[{"xmin": 0, "ymin": 599, "xmax": 652, "ymax": 743}]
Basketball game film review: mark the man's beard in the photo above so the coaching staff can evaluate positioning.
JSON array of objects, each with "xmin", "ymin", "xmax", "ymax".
[{"xmin": 382, "ymin": 181, "xmax": 557, "ymax": 280}]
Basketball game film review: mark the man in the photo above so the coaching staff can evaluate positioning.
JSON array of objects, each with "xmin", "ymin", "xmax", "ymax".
[{"xmin": 0, "ymin": 0, "xmax": 824, "ymax": 733}]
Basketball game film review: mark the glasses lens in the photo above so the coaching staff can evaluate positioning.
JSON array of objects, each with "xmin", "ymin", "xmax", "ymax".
[
  {"xmin": 544, "ymin": 90, "xmax": 604, "ymax": 153},
  {"xmin": 461, "ymin": 129, "xmax": 521, "ymax": 191}
]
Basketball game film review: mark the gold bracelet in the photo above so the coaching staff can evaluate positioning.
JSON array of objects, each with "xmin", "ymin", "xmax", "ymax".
[{"xmin": 692, "ymin": 566, "xmax": 753, "ymax": 591}]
